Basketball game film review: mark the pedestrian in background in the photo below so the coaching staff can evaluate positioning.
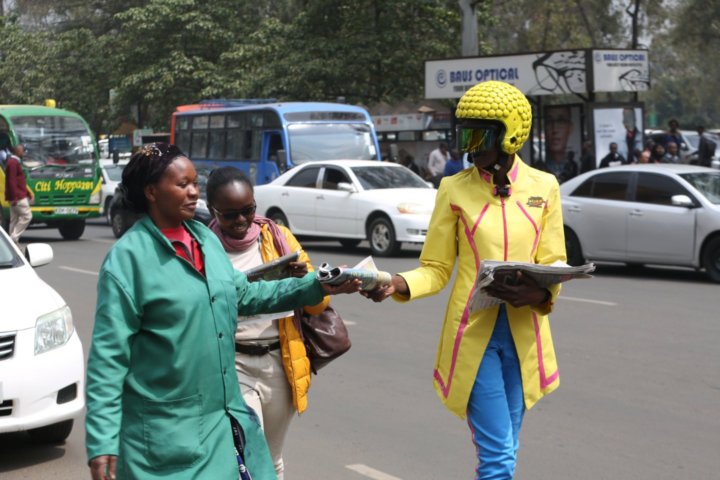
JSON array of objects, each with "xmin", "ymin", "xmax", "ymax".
[
  {"xmin": 427, "ymin": 141, "xmax": 450, "ymax": 187},
  {"xmin": 579, "ymin": 140, "xmax": 596, "ymax": 173},
  {"xmin": 650, "ymin": 143, "xmax": 666, "ymax": 163},
  {"xmin": 206, "ymin": 166, "xmax": 333, "ymax": 480},
  {"xmin": 3, "ymin": 144, "xmax": 33, "ymax": 245},
  {"xmin": 364, "ymin": 81, "xmax": 566, "ymax": 479},
  {"xmin": 599, "ymin": 142, "xmax": 627, "ymax": 168},
  {"xmin": 662, "ymin": 142, "xmax": 682, "ymax": 163},
  {"xmin": 697, "ymin": 126, "xmax": 716, "ymax": 167},
  {"xmin": 443, "ymin": 149, "xmax": 465, "ymax": 177},
  {"xmin": 399, "ymin": 154, "xmax": 421, "ymax": 175},
  {"xmin": 663, "ymin": 118, "xmax": 684, "ymax": 150},
  {"xmin": 85, "ymin": 143, "xmax": 361, "ymax": 480}
]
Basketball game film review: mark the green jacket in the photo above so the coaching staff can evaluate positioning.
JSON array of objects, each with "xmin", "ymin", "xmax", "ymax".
[{"xmin": 85, "ymin": 216, "xmax": 323, "ymax": 479}]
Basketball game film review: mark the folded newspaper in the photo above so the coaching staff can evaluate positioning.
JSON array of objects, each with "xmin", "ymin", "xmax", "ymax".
[
  {"xmin": 243, "ymin": 251, "xmax": 300, "ymax": 282},
  {"xmin": 317, "ymin": 256, "xmax": 392, "ymax": 291},
  {"xmin": 470, "ymin": 260, "xmax": 595, "ymax": 310}
]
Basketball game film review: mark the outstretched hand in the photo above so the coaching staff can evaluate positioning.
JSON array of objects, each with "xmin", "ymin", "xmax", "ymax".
[
  {"xmin": 90, "ymin": 455, "xmax": 117, "ymax": 480},
  {"xmin": 482, "ymin": 271, "xmax": 550, "ymax": 308},
  {"xmin": 321, "ymin": 278, "xmax": 363, "ymax": 295},
  {"xmin": 287, "ymin": 261, "xmax": 309, "ymax": 278},
  {"xmin": 361, "ymin": 275, "xmax": 408, "ymax": 303}
]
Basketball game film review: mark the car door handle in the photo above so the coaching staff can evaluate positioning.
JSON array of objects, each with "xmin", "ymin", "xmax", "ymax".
[
  {"xmin": 316, "ymin": 195, "xmax": 324, "ymax": 200},
  {"xmin": 629, "ymin": 210, "xmax": 644, "ymax": 217},
  {"xmin": 281, "ymin": 192, "xmax": 289, "ymax": 197},
  {"xmin": 567, "ymin": 206, "xmax": 582, "ymax": 213}
]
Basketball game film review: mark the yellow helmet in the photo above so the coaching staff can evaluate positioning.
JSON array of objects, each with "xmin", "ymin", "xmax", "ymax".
[{"xmin": 456, "ymin": 81, "xmax": 532, "ymax": 155}]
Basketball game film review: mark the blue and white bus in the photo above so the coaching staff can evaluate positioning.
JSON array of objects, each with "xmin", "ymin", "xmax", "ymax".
[{"xmin": 171, "ymin": 100, "xmax": 381, "ymax": 185}]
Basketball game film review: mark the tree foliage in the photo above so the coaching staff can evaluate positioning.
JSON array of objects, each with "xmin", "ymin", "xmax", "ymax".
[{"xmin": 1, "ymin": 0, "xmax": 718, "ymax": 133}]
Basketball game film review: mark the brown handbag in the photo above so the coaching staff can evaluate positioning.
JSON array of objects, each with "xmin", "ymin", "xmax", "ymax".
[{"xmin": 300, "ymin": 305, "xmax": 351, "ymax": 373}]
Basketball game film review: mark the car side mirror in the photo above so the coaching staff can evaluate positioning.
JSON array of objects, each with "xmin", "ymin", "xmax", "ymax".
[
  {"xmin": 671, "ymin": 194, "xmax": 694, "ymax": 208},
  {"xmin": 337, "ymin": 182, "xmax": 356, "ymax": 193},
  {"xmin": 25, "ymin": 243, "xmax": 53, "ymax": 267}
]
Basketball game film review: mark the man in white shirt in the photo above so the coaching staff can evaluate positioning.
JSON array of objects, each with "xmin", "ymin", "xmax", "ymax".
[{"xmin": 427, "ymin": 142, "xmax": 450, "ymax": 187}]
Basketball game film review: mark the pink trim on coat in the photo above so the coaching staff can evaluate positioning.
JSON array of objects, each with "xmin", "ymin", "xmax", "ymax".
[
  {"xmin": 435, "ymin": 203, "xmax": 488, "ymax": 398},
  {"xmin": 516, "ymin": 201, "xmax": 541, "ymax": 257},
  {"xmin": 532, "ymin": 312, "xmax": 559, "ymax": 389}
]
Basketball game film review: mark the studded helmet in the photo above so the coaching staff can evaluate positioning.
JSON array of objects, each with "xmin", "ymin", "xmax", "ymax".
[{"xmin": 455, "ymin": 81, "xmax": 532, "ymax": 155}]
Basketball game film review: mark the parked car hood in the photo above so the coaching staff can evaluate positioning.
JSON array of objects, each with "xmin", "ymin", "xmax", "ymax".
[{"xmin": 0, "ymin": 265, "xmax": 66, "ymax": 331}]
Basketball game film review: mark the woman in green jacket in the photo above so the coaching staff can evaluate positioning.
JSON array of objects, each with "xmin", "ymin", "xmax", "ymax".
[{"xmin": 86, "ymin": 143, "xmax": 359, "ymax": 480}]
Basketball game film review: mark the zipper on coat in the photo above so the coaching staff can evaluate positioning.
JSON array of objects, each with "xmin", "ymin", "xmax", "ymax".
[{"xmin": 501, "ymin": 196, "xmax": 508, "ymax": 261}]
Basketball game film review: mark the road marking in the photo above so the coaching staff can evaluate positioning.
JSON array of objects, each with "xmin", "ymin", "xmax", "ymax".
[
  {"xmin": 558, "ymin": 296, "xmax": 617, "ymax": 306},
  {"xmin": 344, "ymin": 320, "xmax": 357, "ymax": 326},
  {"xmin": 87, "ymin": 238, "xmax": 116, "ymax": 244},
  {"xmin": 59, "ymin": 266, "xmax": 99, "ymax": 276},
  {"xmin": 346, "ymin": 464, "xmax": 402, "ymax": 480}
]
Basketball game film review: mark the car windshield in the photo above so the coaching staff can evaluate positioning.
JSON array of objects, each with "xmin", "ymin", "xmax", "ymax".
[
  {"xmin": 680, "ymin": 172, "xmax": 720, "ymax": 204},
  {"xmin": 11, "ymin": 115, "xmax": 96, "ymax": 167},
  {"xmin": 287, "ymin": 123, "xmax": 377, "ymax": 163},
  {"xmin": 0, "ymin": 232, "xmax": 20, "ymax": 268},
  {"xmin": 104, "ymin": 164, "xmax": 125, "ymax": 182},
  {"xmin": 351, "ymin": 166, "xmax": 431, "ymax": 190},
  {"xmin": 683, "ymin": 132, "xmax": 700, "ymax": 150}
]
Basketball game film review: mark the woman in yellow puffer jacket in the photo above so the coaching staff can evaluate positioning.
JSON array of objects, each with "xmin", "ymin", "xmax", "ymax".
[
  {"xmin": 366, "ymin": 81, "xmax": 567, "ymax": 480},
  {"xmin": 206, "ymin": 166, "xmax": 332, "ymax": 480}
]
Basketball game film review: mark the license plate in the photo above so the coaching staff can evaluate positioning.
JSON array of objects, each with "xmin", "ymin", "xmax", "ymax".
[{"xmin": 55, "ymin": 207, "xmax": 79, "ymax": 215}]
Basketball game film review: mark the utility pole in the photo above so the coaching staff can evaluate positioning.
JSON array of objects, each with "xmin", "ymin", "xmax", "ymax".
[
  {"xmin": 459, "ymin": 0, "xmax": 480, "ymax": 57},
  {"xmin": 626, "ymin": 0, "xmax": 642, "ymax": 102}
]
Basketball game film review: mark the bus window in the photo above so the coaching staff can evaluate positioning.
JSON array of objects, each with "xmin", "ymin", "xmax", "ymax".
[
  {"xmin": 192, "ymin": 115, "xmax": 209, "ymax": 129},
  {"xmin": 210, "ymin": 115, "xmax": 225, "ymax": 129},
  {"xmin": 226, "ymin": 128, "xmax": 244, "ymax": 160},
  {"xmin": 209, "ymin": 131, "xmax": 225, "ymax": 159},
  {"xmin": 191, "ymin": 131, "xmax": 208, "ymax": 158},
  {"xmin": 177, "ymin": 131, "xmax": 190, "ymax": 154}
]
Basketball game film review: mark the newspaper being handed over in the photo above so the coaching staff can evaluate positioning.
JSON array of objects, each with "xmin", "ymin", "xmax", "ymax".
[
  {"xmin": 317, "ymin": 256, "xmax": 392, "ymax": 291},
  {"xmin": 470, "ymin": 260, "xmax": 596, "ymax": 311}
]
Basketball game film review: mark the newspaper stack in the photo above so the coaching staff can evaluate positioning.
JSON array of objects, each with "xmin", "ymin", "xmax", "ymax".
[
  {"xmin": 470, "ymin": 260, "xmax": 595, "ymax": 310},
  {"xmin": 317, "ymin": 256, "xmax": 392, "ymax": 291}
]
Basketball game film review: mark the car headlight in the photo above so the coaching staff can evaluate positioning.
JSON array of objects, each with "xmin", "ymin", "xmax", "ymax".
[
  {"xmin": 35, "ymin": 306, "xmax": 74, "ymax": 355},
  {"xmin": 397, "ymin": 202, "xmax": 432, "ymax": 215},
  {"xmin": 90, "ymin": 191, "xmax": 101, "ymax": 204}
]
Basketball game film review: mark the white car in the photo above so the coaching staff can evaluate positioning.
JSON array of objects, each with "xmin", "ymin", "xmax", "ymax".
[
  {"xmin": 0, "ymin": 227, "xmax": 85, "ymax": 443},
  {"xmin": 560, "ymin": 164, "xmax": 720, "ymax": 282},
  {"xmin": 100, "ymin": 161, "xmax": 128, "ymax": 224},
  {"xmin": 254, "ymin": 160, "xmax": 437, "ymax": 256}
]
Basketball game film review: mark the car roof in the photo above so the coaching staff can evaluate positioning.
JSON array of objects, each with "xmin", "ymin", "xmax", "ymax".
[
  {"xmin": 585, "ymin": 164, "xmax": 714, "ymax": 175},
  {"xmin": 296, "ymin": 160, "xmax": 396, "ymax": 168}
]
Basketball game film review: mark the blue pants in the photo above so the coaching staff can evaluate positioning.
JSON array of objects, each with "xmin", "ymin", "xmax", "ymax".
[{"xmin": 467, "ymin": 305, "xmax": 525, "ymax": 480}]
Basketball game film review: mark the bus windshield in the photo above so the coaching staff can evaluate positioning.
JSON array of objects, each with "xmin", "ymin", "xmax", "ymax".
[
  {"xmin": 11, "ymin": 115, "xmax": 96, "ymax": 167},
  {"xmin": 287, "ymin": 123, "xmax": 377, "ymax": 164}
]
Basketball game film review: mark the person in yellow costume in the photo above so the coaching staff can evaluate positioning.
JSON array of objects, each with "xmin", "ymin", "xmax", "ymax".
[{"xmin": 366, "ymin": 81, "xmax": 566, "ymax": 479}]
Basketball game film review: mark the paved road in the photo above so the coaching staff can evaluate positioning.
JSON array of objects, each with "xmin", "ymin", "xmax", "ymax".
[{"xmin": 2, "ymin": 220, "xmax": 719, "ymax": 479}]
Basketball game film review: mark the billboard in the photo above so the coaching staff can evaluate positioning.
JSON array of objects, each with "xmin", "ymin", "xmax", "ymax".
[
  {"xmin": 425, "ymin": 50, "xmax": 586, "ymax": 99},
  {"xmin": 543, "ymin": 104, "xmax": 583, "ymax": 171},
  {"xmin": 425, "ymin": 49, "xmax": 649, "ymax": 99},
  {"xmin": 591, "ymin": 103, "xmax": 644, "ymax": 166},
  {"xmin": 592, "ymin": 50, "xmax": 650, "ymax": 92}
]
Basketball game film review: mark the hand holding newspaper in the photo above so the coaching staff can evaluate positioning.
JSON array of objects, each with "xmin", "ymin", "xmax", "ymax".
[
  {"xmin": 470, "ymin": 260, "xmax": 595, "ymax": 311},
  {"xmin": 317, "ymin": 256, "xmax": 392, "ymax": 292}
]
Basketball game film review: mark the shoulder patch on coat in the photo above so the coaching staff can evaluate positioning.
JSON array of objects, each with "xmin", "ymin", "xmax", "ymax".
[{"xmin": 526, "ymin": 196, "xmax": 546, "ymax": 208}]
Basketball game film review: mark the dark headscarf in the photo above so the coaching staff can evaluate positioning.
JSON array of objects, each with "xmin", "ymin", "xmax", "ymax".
[{"xmin": 120, "ymin": 143, "xmax": 185, "ymax": 213}]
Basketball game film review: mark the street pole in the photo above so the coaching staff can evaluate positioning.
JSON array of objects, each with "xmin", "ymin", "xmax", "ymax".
[{"xmin": 459, "ymin": 0, "xmax": 480, "ymax": 57}]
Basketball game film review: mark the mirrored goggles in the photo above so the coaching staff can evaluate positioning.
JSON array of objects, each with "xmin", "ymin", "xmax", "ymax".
[{"xmin": 457, "ymin": 126, "xmax": 499, "ymax": 154}]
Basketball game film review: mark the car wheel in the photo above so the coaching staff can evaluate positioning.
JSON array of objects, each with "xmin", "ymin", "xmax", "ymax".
[
  {"xmin": 268, "ymin": 210, "xmax": 288, "ymax": 228},
  {"xmin": 111, "ymin": 209, "xmax": 133, "ymax": 238},
  {"xmin": 27, "ymin": 419, "xmax": 73, "ymax": 444},
  {"xmin": 564, "ymin": 227, "xmax": 584, "ymax": 266},
  {"xmin": 58, "ymin": 220, "xmax": 86, "ymax": 240},
  {"xmin": 368, "ymin": 217, "xmax": 400, "ymax": 257},
  {"xmin": 339, "ymin": 239, "xmax": 361, "ymax": 249},
  {"xmin": 702, "ymin": 237, "xmax": 720, "ymax": 283}
]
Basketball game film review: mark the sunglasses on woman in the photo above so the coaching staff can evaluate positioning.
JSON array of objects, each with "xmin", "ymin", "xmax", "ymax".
[{"xmin": 212, "ymin": 202, "xmax": 256, "ymax": 221}]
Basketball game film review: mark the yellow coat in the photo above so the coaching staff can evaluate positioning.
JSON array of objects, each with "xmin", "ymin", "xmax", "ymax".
[
  {"xmin": 396, "ymin": 158, "xmax": 566, "ymax": 418},
  {"xmin": 258, "ymin": 224, "xmax": 329, "ymax": 414}
]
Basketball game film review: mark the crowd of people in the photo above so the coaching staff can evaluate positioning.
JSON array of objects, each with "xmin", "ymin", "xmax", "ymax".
[{"xmin": 84, "ymin": 81, "xmax": 569, "ymax": 480}]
